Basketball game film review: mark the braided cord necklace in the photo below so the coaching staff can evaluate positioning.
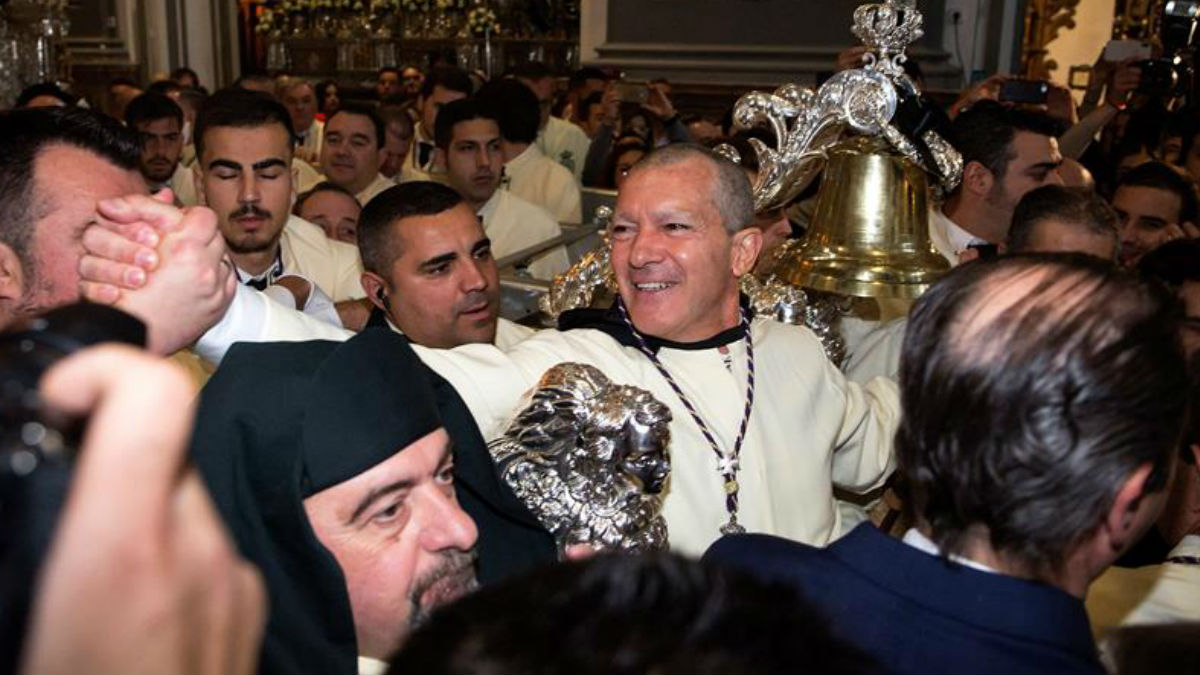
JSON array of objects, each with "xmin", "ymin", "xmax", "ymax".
[{"xmin": 616, "ymin": 300, "xmax": 755, "ymax": 536}]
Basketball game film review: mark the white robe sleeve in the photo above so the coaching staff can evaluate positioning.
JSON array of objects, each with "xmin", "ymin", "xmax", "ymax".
[
  {"xmin": 194, "ymin": 284, "xmax": 353, "ymax": 365},
  {"xmin": 820, "ymin": 346, "xmax": 901, "ymax": 493}
]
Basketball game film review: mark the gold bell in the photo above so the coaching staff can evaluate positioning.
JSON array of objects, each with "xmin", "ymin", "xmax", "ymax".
[{"xmin": 773, "ymin": 135, "xmax": 950, "ymax": 299}]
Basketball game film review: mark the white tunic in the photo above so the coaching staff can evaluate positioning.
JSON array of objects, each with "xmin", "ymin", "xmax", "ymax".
[
  {"xmin": 355, "ymin": 173, "xmax": 396, "ymax": 207},
  {"xmin": 503, "ymin": 144, "xmax": 582, "ymax": 225},
  {"xmin": 280, "ymin": 215, "xmax": 366, "ymax": 301},
  {"xmin": 478, "ymin": 189, "xmax": 570, "ymax": 280},
  {"xmin": 295, "ymin": 119, "xmax": 324, "ymax": 163},
  {"xmin": 196, "ymin": 290, "xmax": 900, "ymax": 557},
  {"xmin": 1087, "ymin": 534, "xmax": 1200, "ymax": 633},
  {"xmin": 399, "ymin": 125, "xmax": 438, "ymax": 184},
  {"xmin": 536, "ymin": 116, "xmax": 592, "ymax": 183}
]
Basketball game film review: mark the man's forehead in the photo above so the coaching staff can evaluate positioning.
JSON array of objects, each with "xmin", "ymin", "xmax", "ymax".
[
  {"xmin": 452, "ymin": 119, "xmax": 500, "ymax": 143},
  {"xmin": 34, "ymin": 143, "xmax": 146, "ymax": 202},
  {"xmin": 394, "ymin": 208, "xmax": 484, "ymax": 258},
  {"xmin": 328, "ymin": 113, "xmax": 376, "ymax": 138},
  {"xmin": 1011, "ymin": 131, "xmax": 1061, "ymax": 161},
  {"xmin": 1114, "ymin": 185, "xmax": 1183, "ymax": 218}
]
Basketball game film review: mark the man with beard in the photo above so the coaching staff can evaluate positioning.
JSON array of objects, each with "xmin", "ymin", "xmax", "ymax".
[
  {"xmin": 319, "ymin": 103, "xmax": 395, "ymax": 207},
  {"xmin": 435, "ymin": 98, "xmax": 568, "ymax": 279},
  {"xmin": 1111, "ymin": 162, "xmax": 1200, "ymax": 268},
  {"xmin": 193, "ymin": 88, "xmax": 365, "ymax": 313},
  {"xmin": 932, "ymin": 101, "xmax": 1065, "ymax": 264},
  {"xmin": 124, "ymin": 93, "xmax": 193, "ymax": 203},
  {"xmin": 191, "ymin": 329, "xmax": 485, "ymax": 674}
]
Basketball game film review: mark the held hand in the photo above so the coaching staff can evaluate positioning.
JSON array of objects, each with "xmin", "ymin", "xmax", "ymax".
[
  {"xmin": 1108, "ymin": 59, "xmax": 1142, "ymax": 107},
  {"xmin": 601, "ymin": 83, "xmax": 620, "ymax": 124},
  {"xmin": 21, "ymin": 346, "xmax": 266, "ymax": 675},
  {"xmin": 78, "ymin": 195, "xmax": 236, "ymax": 354},
  {"xmin": 641, "ymin": 82, "xmax": 676, "ymax": 121}
]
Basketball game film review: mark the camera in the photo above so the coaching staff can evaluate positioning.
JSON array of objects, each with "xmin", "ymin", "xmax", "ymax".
[
  {"xmin": 0, "ymin": 303, "xmax": 144, "ymax": 673},
  {"xmin": 1135, "ymin": 0, "xmax": 1200, "ymax": 100}
]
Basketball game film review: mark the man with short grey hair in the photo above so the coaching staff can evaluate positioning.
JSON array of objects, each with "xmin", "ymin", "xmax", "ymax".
[{"xmin": 83, "ymin": 142, "xmax": 902, "ymax": 557}]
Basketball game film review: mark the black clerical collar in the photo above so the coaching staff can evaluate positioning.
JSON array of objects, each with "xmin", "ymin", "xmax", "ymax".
[{"xmin": 557, "ymin": 295, "xmax": 754, "ymax": 353}]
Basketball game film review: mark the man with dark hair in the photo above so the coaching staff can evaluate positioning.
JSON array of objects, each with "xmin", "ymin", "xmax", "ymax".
[
  {"xmin": 0, "ymin": 106, "xmax": 229, "ymax": 353},
  {"xmin": 376, "ymin": 66, "xmax": 403, "ymax": 101},
  {"xmin": 564, "ymin": 66, "xmax": 609, "ymax": 121},
  {"xmin": 280, "ymin": 78, "xmax": 324, "ymax": 164},
  {"xmin": 170, "ymin": 66, "xmax": 200, "ymax": 90},
  {"xmin": 106, "ymin": 77, "xmax": 142, "ymax": 119},
  {"xmin": 512, "ymin": 61, "xmax": 593, "ymax": 182},
  {"xmin": 234, "ymin": 73, "xmax": 276, "ymax": 97},
  {"xmin": 1140, "ymin": 238, "xmax": 1200, "ymax": 357},
  {"xmin": 294, "ymin": 181, "xmax": 361, "ymax": 244},
  {"xmin": 319, "ymin": 103, "xmax": 393, "ymax": 206},
  {"xmin": 378, "ymin": 102, "xmax": 414, "ymax": 179},
  {"xmin": 708, "ymin": 254, "xmax": 1189, "ymax": 674},
  {"xmin": 476, "ymin": 79, "xmax": 581, "ymax": 224},
  {"xmin": 123, "ymin": 92, "xmax": 190, "ymax": 201},
  {"xmin": 576, "ymin": 91, "xmax": 608, "ymax": 140},
  {"xmin": 1006, "ymin": 184, "xmax": 1120, "ymax": 260},
  {"xmin": 401, "ymin": 65, "xmax": 473, "ymax": 182},
  {"xmin": 934, "ymin": 101, "xmax": 1065, "ymax": 264},
  {"xmin": 392, "ymin": 553, "xmax": 876, "ymax": 674},
  {"xmin": 356, "ymin": 180, "xmax": 533, "ymax": 349},
  {"xmin": 173, "ymin": 86, "xmax": 207, "ymax": 170},
  {"xmin": 193, "ymin": 88, "xmax": 365, "ymax": 317},
  {"xmin": 1111, "ymin": 161, "xmax": 1200, "ymax": 268},
  {"xmin": 0, "ymin": 107, "xmax": 142, "ymax": 327},
  {"xmin": 15, "ymin": 82, "xmax": 75, "ymax": 108},
  {"xmin": 434, "ymin": 98, "xmax": 567, "ymax": 279}
]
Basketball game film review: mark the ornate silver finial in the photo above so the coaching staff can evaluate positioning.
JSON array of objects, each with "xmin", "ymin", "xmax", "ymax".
[
  {"xmin": 852, "ymin": 0, "xmax": 925, "ymax": 81},
  {"xmin": 740, "ymin": 266, "xmax": 848, "ymax": 368},
  {"xmin": 489, "ymin": 363, "xmax": 672, "ymax": 554}
]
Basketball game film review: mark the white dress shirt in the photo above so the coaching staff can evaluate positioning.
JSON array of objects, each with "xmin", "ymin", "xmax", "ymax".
[{"xmin": 478, "ymin": 189, "xmax": 570, "ymax": 280}]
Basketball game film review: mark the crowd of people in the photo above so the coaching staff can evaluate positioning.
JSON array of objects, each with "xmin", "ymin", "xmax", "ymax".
[{"xmin": 2, "ymin": 42, "xmax": 1199, "ymax": 675}]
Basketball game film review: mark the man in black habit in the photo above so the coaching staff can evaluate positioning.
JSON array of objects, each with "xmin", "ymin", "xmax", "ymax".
[{"xmin": 190, "ymin": 328, "xmax": 555, "ymax": 674}]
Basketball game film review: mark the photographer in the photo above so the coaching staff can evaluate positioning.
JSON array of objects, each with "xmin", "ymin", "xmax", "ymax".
[{"xmin": 18, "ymin": 344, "xmax": 265, "ymax": 674}]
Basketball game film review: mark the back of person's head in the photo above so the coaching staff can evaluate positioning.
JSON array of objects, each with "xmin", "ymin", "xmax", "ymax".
[
  {"xmin": 15, "ymin": 82, "xmax": 75, "ymax": 108},
  {"xmin": 1007, "ymin": 185, "xmax": 1119, "ymax": 255},
  {"xmin": 357, "ymin": 181, "xmax": 464, "ymax": 274},
  {"xmin": 568, "ymin": 67, "xmax": 609, "ymax": 92},
  {"xmin": 326, "ymin": 103, "xmax": 386, "ymax": 149},
  {"xmin": 1138, "ymin": 237, "xmax": 1200, "ymax": 288},
  {"xmin": 124, "ymin": 92, "xmax": 184, "ymax": 128},
  {"xmin": 174, "ymin": 87, "xmax": 207, "ymax": 115},
  {"xmin": 949, "ymin": 101, "xmax": 1064, "ymax": 185},
  {"xmin": 377, "ymin": 102, "xmax": 414, "ymax": 134},
  {"xmin": 434, "ymin": 97, "xmax": 496, "ymax": 150},
  {"xmin": 233, "ymin": 73, "xmax": 276, "ymax": 93},
  {"xmin": 193, "ymin": 88, "xmax": 295, "ymax": 159},
  {"xmin": 508, "ymin": 61, "xmax": 553, "ymax": 82},
  {"xmin": 897, "ymin": 254, "xmax": 1188, "ymax": 577},
  {"xmin": 475, "ymin": 79, "xmax": 540, "ymax": 145},
  {"xmin": 419, "ymin": 65, "xmax": 473, "ymax": 100},
  {"xmin": 0, "ymin": 107, "xmax": 139, "ymax": 276},
  {"xmin": 146, "ymin": 79, "xmax": 182, "ymax": 98},
  {"xmin": 1116, "ymin": 161, "xmax": 1199, "ymax": 224},
  {"xmin": 389, "ymin": 553, "xmax": 876, "ymax": 675},
  {"xmin": 293, "ymin": 180, "xmax": 359, "ymax": 216}
]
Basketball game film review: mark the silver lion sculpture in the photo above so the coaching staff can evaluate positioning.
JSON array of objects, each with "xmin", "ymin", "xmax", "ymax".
[{"xmin": 489, "ymin": 363, "xmax": 672, "ymax": 554}]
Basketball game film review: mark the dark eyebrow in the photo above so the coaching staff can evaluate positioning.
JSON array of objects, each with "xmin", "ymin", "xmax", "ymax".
[
  {"xmin": 419, "ymin": 251, "xmax": 458, "ymax": 270},
  {"xmin": 252, "ymin": 158, "xmax": 288, "ymax": 171},
  {"xmin": 207, "ymin": 159, "xmax": 243, "ymax": 172},
  {"xmin": 471, "ymin": 237, "xmax": 491, "ymax": 255},
  {"xmin": 1027, "ymin": 160, "xmax": 1062, "ymax": 174},
  {"xmin": 348, "ymin": 478, "xmax": 415, "ymax": 525},
  {"xmin": 351, "ymin": 132, "xmax": 371, "ymax": 144}
]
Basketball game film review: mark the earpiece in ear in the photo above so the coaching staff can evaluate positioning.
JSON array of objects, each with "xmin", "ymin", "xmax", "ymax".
[{"xmin": 375, "ymin": 288, "xmax": 390, "ymax": 311}]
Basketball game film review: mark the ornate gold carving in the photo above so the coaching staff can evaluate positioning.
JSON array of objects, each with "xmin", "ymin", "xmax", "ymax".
[{"xmin": 1020, "ymin": 0, "xmax": 1082, "ymax": 79}]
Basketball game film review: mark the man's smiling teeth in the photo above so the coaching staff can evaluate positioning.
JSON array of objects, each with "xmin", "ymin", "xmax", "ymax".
[{"xmin": 636, "ymin": 282, "xmax": 673, "ymax": 291}]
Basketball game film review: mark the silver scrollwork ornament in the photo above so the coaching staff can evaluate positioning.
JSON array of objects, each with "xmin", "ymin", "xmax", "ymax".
[{"xmin": 489, "ymin": 363, "xmax": 673, "ymax": 555}]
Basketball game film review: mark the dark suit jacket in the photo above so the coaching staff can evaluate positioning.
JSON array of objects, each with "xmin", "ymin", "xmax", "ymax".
[{"xmin": 704, "ymin": 524, "xmax": 1104, "ymax": 675}]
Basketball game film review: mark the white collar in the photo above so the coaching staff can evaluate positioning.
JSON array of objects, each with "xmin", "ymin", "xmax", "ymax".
[
  {"xmin": 1171, "ymin": 533, "xmax": 1200, "ymax": 559},
  {"xmin": 505, "ymin": 144, "xmax": 540, "ymax": 173},
  {"xmin": 356, "ymin": 655, "xmax": 388, "ymax": 675},
  {"xmin": 477, "ymin": 189, "xmax": 502, "ymax": 220},
  {"xmin": 930, "ymin": 207, "xmax": 986, "ymax": 255},
  {"xmin": 902, "ymin": 528, "xmax": 999, "ymax": 575}
]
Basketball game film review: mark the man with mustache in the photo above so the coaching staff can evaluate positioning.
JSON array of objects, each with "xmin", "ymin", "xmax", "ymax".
[
  {"xmin": 191, "ymin": 329, "xmax": 486, "ymax": 674},
  {"xmin": 124, "ymin": 92, "xmax": 193, "ymax": 204},
  {"xmin": 435, "ymin": 98, "xmax": 568, "ymax": 280},
  {"xmin": 193, "ymin": 88, "xmax": 365, "ymax": 318}
]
